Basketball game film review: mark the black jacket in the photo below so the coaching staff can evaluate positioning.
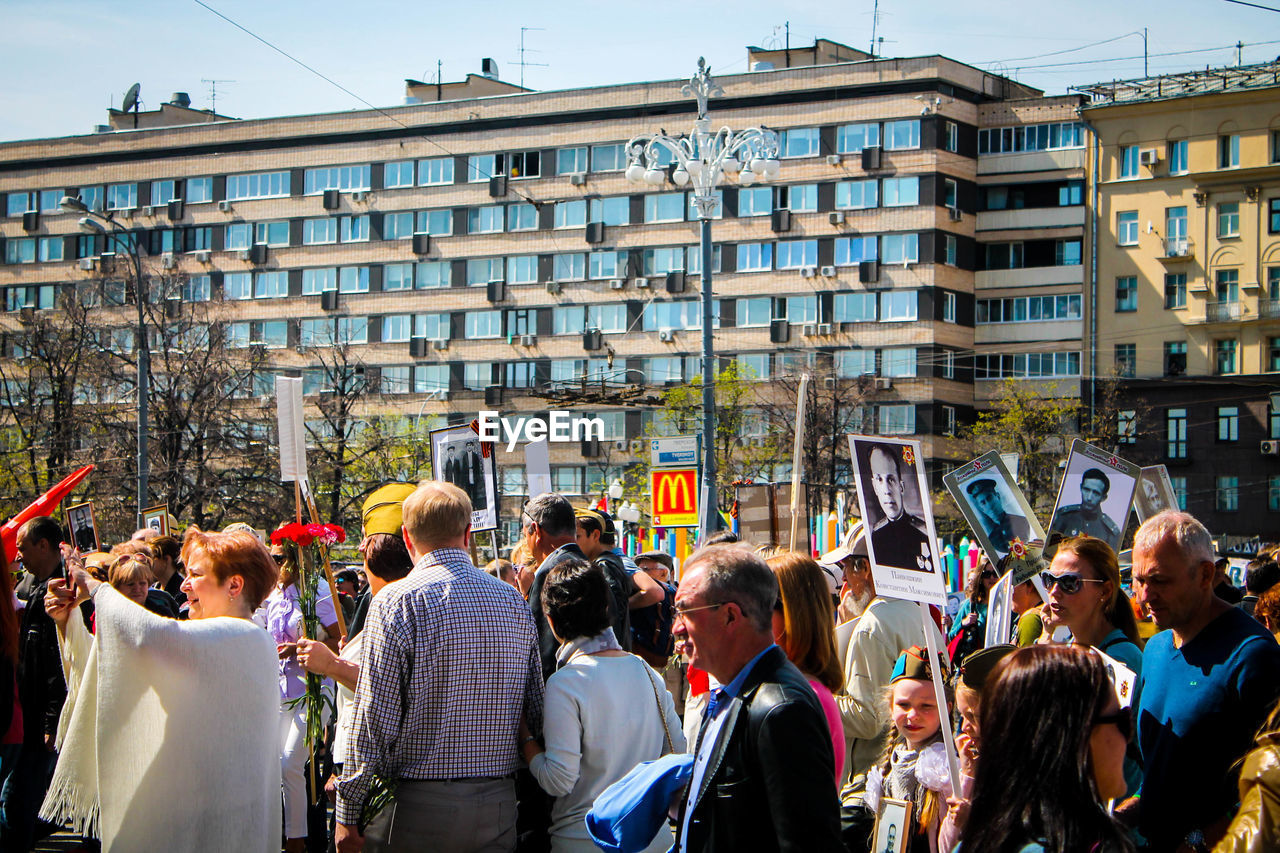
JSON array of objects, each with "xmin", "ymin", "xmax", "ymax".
[
  {"xmin": 527, "ymin": 543, "xmax": 587, "ymax": 681},
  {"xmin": 676, "ymin": 646, "xmax": 844, "ymax": 853},
  {"xmin": 17, "ymin": 569, "xmax": 66, "ymax": 746},
  {"xmin": 593, "ymin": 549, "xmax": 633, "ymax": 652}
]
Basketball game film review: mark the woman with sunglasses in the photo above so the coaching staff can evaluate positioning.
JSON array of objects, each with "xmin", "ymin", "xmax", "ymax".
[{"xmin": 956, "ymin": 644, "xmax": 1134, "ymax": 853}]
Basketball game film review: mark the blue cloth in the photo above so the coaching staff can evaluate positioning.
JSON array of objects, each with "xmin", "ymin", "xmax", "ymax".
[
  {"xmin": 947, "ymin": 599, "xmax": 987, "ymax": 640},
  {"xmin": 585, "ymin": 752, "xmax": 694, "ymax": 853},
  {"xmin": 1135, "ymin": 607, "xmax": 1280, "ymax": 849},
  {"xmin": 1095, "ymin": 628, "xmax": 1144, "ymax": 798}
]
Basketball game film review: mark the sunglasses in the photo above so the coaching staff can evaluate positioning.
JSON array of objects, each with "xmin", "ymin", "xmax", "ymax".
[
  {"xmin": 1094, "ymin": 709, "xmax": 1132, "ymax": 742},
  {"xmin": 272, "ymin": 553, "xmax": 286, "ymax": 565},
  {"xmin": 980, "ymin": 568, "xmax": 998, "ymax": 580},
  {"xmin": 1039, "ymin": 570, "xmax": 1105, "ymax": 595}
]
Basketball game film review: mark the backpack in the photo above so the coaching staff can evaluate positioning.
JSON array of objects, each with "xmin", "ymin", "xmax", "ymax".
[
  {"xmin": 633, "ymin": 581, "xmax": 677, "ymax": 668},
  {"xmin": 594, "ymin": 550, "xmax": 634, "ymax": 652}
]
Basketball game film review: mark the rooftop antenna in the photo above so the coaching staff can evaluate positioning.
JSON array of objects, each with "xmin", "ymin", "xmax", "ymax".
[
  {"xmin": 517, "ymin": 27, "xmax": 548, "ymax": 88},
  {"xmin": 201, "ymin": 78, "xmax": 235, "ymax": 115},
  {"xmin": 869, "ymin": 0, "xmax": 880, "ymax": 57},
  {"xmin": 122, "ymin": 82, "xmax": 141, "ymax": 129}
]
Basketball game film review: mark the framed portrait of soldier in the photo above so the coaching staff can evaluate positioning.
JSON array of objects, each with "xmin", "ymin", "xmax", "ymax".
[
  {"xmin": 429, "ymin": 424, "xmax": 499, "ymax": 533},
  {"xmin": 944, "ymin": 451, "xmax": 1045, "ymax": 567},
  {"xmin": 142, "ymin": 504, "xmax": 169, "ymax": 537},
  {"xmin": 871, "ymin": 797, "xmax": 912, "ymax": 853},
  {"xmin": 65, "ymin": 502, "xmax": 99, "ymax": 554},
  {"xmin": 1134, "ymin": 465, "xmax": 1178, "ymax": 522},
  {"xmin": 848, "ymin": 435, "xmax": 947, "ymax": 607},
  {"xmin": 1048, "ymin": 440, "xmax": 1139, "ymax": 554}
]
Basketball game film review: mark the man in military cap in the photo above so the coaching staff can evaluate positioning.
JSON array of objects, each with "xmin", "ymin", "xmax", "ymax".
[
  {"xmin": 866, "ymin": 444, "xmax": 932, "ymax": 573},
  {"xmin": 1051, "ymin": 467, "xmax": 1121, "ymax": 551},
  {"xmin": 965, "ymin": 478, "xmax": 1031, "ymax": 558},
  {"xmin": 349, "ymin": 482, "xmax": 417, "ymax": 638}
]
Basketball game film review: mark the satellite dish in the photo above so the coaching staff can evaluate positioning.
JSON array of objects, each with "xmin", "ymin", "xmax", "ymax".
[{"xmin": 122, "ymin": 83, "xmax": 141, "ymax": 113}]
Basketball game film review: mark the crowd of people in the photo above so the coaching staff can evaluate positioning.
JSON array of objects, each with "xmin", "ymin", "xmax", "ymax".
[{"xmin": 0, "ymin": 479, "xmax": 1278, "ymax": 853}]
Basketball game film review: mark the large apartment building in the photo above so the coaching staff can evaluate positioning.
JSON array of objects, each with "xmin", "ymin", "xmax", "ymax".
[
  {"xmin": 0, "ymin": 39, "xmax": 1091, "ymax": 539},
  {"xmin": 1082, "ymin": 61, "xmax": 1280, "ymax": 539}
]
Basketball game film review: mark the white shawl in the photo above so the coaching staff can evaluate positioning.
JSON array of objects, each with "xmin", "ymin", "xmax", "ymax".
[{"xmin": 40, "ymin": 585, "xmax": 281, "ymax": 853}]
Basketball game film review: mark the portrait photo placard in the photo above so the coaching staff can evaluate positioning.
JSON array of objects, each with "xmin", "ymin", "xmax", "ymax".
[
  {"xmin": 142, "ymin": 504, "xmax": 170, "ymax": 537},
  {"xmin": 429, "ymin": 423, "xmax": 498, "ymax": 533},
  {"xmin": 1048, "ymin": 440, "xmax": 1139, "ymax": 554},
  {"xmin": 65, "ymin": 502, "xmax": 99, "ymax": 554},
  {"xmin": 1134, "ymin": 465, "xmax": 1178, "ymax": 523},
  {"xmin": 872, "ymin": 796, "xmax": 913, "ymax": 853},
  {"xmin": 848, "ymin": 435, "xmax": 946, "ymax": 607},
  {"xmin": 943, "ymin": 451, "xmax": 1045, "ymax": 569}
]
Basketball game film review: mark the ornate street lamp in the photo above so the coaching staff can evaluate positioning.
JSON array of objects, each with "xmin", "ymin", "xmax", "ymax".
[{"xmin": 625, "ymin": 58, "xmax": 780, "ymax": 538}]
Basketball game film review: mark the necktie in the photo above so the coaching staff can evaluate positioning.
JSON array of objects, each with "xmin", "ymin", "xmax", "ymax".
[{"xmin": 704, "ymin": 687, "xmax": 728, "ymax": 720}]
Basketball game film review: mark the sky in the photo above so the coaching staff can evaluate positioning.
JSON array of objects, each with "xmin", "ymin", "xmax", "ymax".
[{"xmin": 3, "ymin": 0, "xmax": 1278, "ymax": 142}]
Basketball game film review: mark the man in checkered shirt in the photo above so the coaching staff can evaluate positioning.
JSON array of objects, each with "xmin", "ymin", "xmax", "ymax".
[{"xmin": 336, "ymin": 481, "xmax": 545, "ymax": 853}]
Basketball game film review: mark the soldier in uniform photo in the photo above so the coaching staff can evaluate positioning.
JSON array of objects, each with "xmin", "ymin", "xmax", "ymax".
[
  {"xmin": 966, "ymin": 478, "xmax": 1031, "ymax": 557},
  {"xmin": 464, "ymin": 439, "xmax": 487, "ymax": 511},
  {"xmin": 866, "ymin": 444, "xmax": 933, "ymax": 572},
  {"xmin": 1051, "ymin": 467, "xmax": 1121, "ymax": 551}
]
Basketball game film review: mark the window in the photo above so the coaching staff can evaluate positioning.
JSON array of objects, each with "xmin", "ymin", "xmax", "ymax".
[
  {"xmin": 836, "ymin": 122, "xmax": 880, "ymax": 153},
  {"xmin": 1219, "ymin": 134, "xmax": 1240, "ymax": 169},
  {"xmin": 1168, "ymin": 140, "xmax": 1188, "ymax": 175},
  {"xmin": 556, "ymin": 147, "xmax": 588, "ymax": 175},
  {"xmin": 588, "ymin": 197, "xmax": 629, "ymax": 226},
  {"xmin": 76, "ymin": 186, "xmax": 103, "ymax": 211},
  {"xmin": 1269, "ymin": 336, "xmax": 1280, "ymax": 372},
  {"xmin": 339, "ymin": 216, "xmax": 368, "ymax": 243},
  {"xmin": 1059, "ymin": 181, "xmax": 1084, "ymax": 206},
  {"xmin": 465, "ymin": 311, "xmax": 503, "ymax": 339},
  {"xmin": 31, "ymin": 237, "xmax": 58, "ymax": 263},
  {"xmin": 878, "ymin": 404, "xmax": 916, "ymax": 435},
  {"xmin": 4, "ymin": 239, "xmax": 34, "ymax": 265},
  {"xmin": 414, "ymin": 313, "xmax": 449, "ymax": 340},
  {"xmin": 942, "ymin": 292, "xmax": 957, "ymax": 322},
  {"xmin": 1118, "ymin": 410, "xmax": 1137, "ymax": 444},
  {"xmin": 553, "ymin": 467, "xmax": 584, "ymax": 495},
  {"xmin": 298, "ymin": 320, "xmax": 332, "ymax": 348},
  {"xmin": 553, "ymin": 306, "xmax": 586, "ymax": 336},
  {"xmin": 507, "ymin": 150, "xmax": 541, "ymax": 179},
  {"xmin": 226, "ymin": 171, "xmax": 289, "ymax": 201},
  {"xmin": 384, "ymin": 161, "xmax": 415, "ymax": 188},
  {"xmin": 416, "ymin": 261, "xmax": 450, "ymax": 289},
  {"xmin": 5, "ymin": 192, "xmax": 33, "ymax": 216},
  {"xmin": 302, "ymin": 268, "xmax": 337, "ymax": 295},
  {"xmin": 775, "ymin": 239, "xmax": 817, "ymax": 270},
  {"xmin": 223, "ymin": 272, "xmax": 252, "ymax": 300},
  {"xmin": 418, "ymin": 158, "xmax": 454, "ymax": 186},
  {"xmin": 1271, "ymin": 477, "xmax": 1280, "ymax": 512},
  {"xmin": 644, "ymin": 193, "xmax": 685, "ymax": 223},
  {"xmin": 736, "ymin": 243, "xmax": 772, "ymax": 271},
  {"xmin": 736, "ymin": 297, "xmax": 771, "ymax": 327},
  {"xmin": 589, "ymin": 251, "xmax": 625, "ymax": 280},
  {"xmin": 254, "ymin": 271, "xmax": 287, "ymax": 299},
  {"xmin": 978, "ymin": 122, "xmax": 1085, "ymax": 155},
  {"xmin": 339, "ymin": 267, "xmax": 369, "ymax": 293},
  {"xmin": 835, "ymin": 350, "xmax": 877, "ymax": 377},
  {"xmin": 1271, "ymin": 199, "xmax": 1280, "ymax": 234},
  {"xmin": 836, "ymin": 180, "xmax": 878, "ymax": 210},
  {"xmin": 464, "ymin": 363, "xmax": 492, "ymax": 390},
  {"xmin": 881, "ymin": 234, "xmax": 919, "ymax": 264},
  {"xmin": 379, "ymin": 366, "xmax": 411, "ymax": 395},
  {"xmin": 1164, "ymin": 341, "xmax": 1187, "ymax": 375},
  {"xmin": 1055, "ymin": 239, "xmax": 1082, "ymax": 266},
  {"xmin": 377, "ymin": 211, "xmax": 410, "ymax": 240},
  {"xmin": 505, "ymin": 308, "xmax": 536, "ymax": 337},
  {"xmin": 1165, "ymin": 273, "xmax": 1187, "ymax": 309},
  {"xmin": 882, "ymin": 177, "xmax": 919, "ymax": 207},
  {"xmin": 384, "ymin": 263, "xmax": 413, "ymax": 291},
  {"xmin": 417, "ymin": 209, "xmax": 453, "ymax": 236},
  {"xmin": 884, "ymin": 120, "xmax": 920, "ymax": 150},
  {"xmin": 151, "ymin": 180, "xmax": 178, "ymax": 203},
  {"xmin": 467, "ymin": 258, "xmax": 504, "ymax": 286},
  {"xmin": 304, "ymin": 165, "xmax": 371, "ymax": 194},
  {"xmin": 1217, "ymin": 476, "xmax": 1240, "ymax": 512},
  {"xmin": 186, "ymin": 177, "xmax": 213, "ymax": 204},
  {"xmin": 254, "ymin": 221, "xmax": 289, "ymax": 247},
  {"xmin": 786, "ymin": 296, "xmax": 818, "ymax": 324},
  {"xmin": 184, "ymin": 275, "xmax": 211, "ymax": 302},
  {"xmin": 589, "ymin": 304, "xmax": 628, "ymax": 333},
  {"xmin": 507, "ymin": 255, "xmax": 537, "ymax": 285},
  {"xmin": 591, "ymin": 143, "xmax": 625, "ymax": 172},
  {"xmin": 737, "ymin": 187, "xmax": 772, "ymax": 217},
  {"xmin": 225, "ymin": 322, "xmax": 251, "ymax": 349},
  {"xmin": 881, "ymin": 348, "xmax": 917, "ymax": 378},
  {"xmin": 507, "ymin": 203, "xmax": 539, "ymax": 231},
  {"xmin": 944, "ymin": 234, "xmax": 957, "ymax": 266},
  {"xmin": 944, "ymin": 121, "xmax": 959, "ymax": 153},
  {"xmin": 1117, "ymin": 211, "xmax": 1139, "ymax": 245},
  {"xmin": 1219, "ymin": 202, "xmax": 1240, "ymax": 238},
  {"xmin": 1217, "ymin": 268, "xmax": 1240, "ymax": 303},
  {"xmin": 834, "ymin": 236, "xmax": 877, "ymax": 266},
  {"xmin": 468, "ymin": 206, "xmax": 504, "ymax": 234},
  {"xmin": 1119, "ymin": 146, "xmax": 1140, "ymax": 179},
  {"xmin": 1215, "ymin": 339, "xmax": 1238, "ymax": 374},
  {"xmin": 468, "ymin": 154, "xmax": 498, "ymax": 183},
  {"xmin": 880, "ymin": 292, "xmax": 917, "ymax": 322},
  {"xmin": 974, "ymin": 351, "xmax": 1081, "ymax": 379},
  {"xmin": 553, "ymin": 253, "xmax": 585, "ymax": 281},
  {"xmin": 554, "ymin": 199, "xmax": 587, "ymax": 229},
  {"xmin": 1218, "ymin": 406, "xmax": 1240, "ymax": 442},
  {"xmin": 506, "ymin": 362, "xmax": 537, "ymax": 389},
  {"xmin": 643, "ymin": 301, "xmax": 706, "ymax": 332},
  {"xmin": 1115, "ymin": 343, "xmax": 1136, "ymax": 378},
  {"xmin": 225, "ymin": 223, "xmax": 252, "ymax": 251},
  {"xmin": 944, "ymin": 179, "xmax": 958, "ymax": 210},
  {"xmin": 1116, "ymin": 276, "xmax": 1137, "ymax": 312},
  {"xmin": 781, "ymin": 184, "xmax": 817, "ymax": 212},
  {"xmin": 736, "ymin": 353, "xmax": 771, "ymax": 380},
  {"xmin": 185, "ymin": 226, "xmax": 212, "ymax": 252},
  {"xmin": 780, "ymin": 128, "xmax": 820, "ymax": 158},
  {"xmin": 302, "ymin": 218, "xmax": 337, "ymax": 245},
  {"xmin": 106, "ymin": 183, "xmax": 137, "ymax": 210}
]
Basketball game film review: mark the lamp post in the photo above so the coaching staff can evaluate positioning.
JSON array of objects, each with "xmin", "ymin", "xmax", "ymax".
[
  {"xmin": 625, "ymin": 58, "xmax": 780, "ymax": 538},
  {"xmin": 61, "ymin": 196, "xmax": 149, "ymax": 527}
]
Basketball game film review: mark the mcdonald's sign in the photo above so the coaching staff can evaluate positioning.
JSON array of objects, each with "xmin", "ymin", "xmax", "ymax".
[{"xmin": 651, "ymin": 467, "xmax": 699, "ymax": 527}]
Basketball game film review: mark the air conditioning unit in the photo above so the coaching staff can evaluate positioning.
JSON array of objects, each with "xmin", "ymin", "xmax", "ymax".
[
  {"xmin": 412, "ymin": 233, "xmax": 431, "ymax": 254},
  {"xmin": 351, "ymin": 191, "xmax": 368, "ymax": 202},
  {"xmin": 800, "ymin": 266, "xmax": 817, "ymax": 278},
  {"xmin": 582, "ymin": 438, "xmax": 601, "ymax": 458},
  {"xmin": 432, "ymin": 338, "xmax": 449, "ymax": 350},
  {"xmin": 817, "ymin": 323, "xmax": 833, "ymax": 336},
  {"xmin": 820, "ymin": 265, "xmax": 836, "ymax": 278},
  {"xmin": 658, "ymin": 329, "xmax": 675, "ymax": 342},
  {"xmin": 829, "ymin": 211, "xmax": 845, "ymax": 225},
  {"xmin": 167, "ymin": 199, "xmax": 184, "ymax": 220},
  {"xmin": 583, "ymin": 328, "xmax": 603, "ymax": 351},
  {"xmin": 585, "ymin": 221, "xmax": 605, "ymax": 244},
  {"xmin": 120, "ymin": 208, "xmax": 136, "ymax": 219},
  {"xmin": 193, "ymin": 249, "xmax": 211, "ymax": 263},
  {"xmin": 218, "ymin": 200, "xmax": 233, "ymax": 212},
  {"xmin": 1263, "ymin": 440, "xmax": 1280, "ymax": 456},
  {"xmin": 861, "ymin": 146, "xmax": 882, "ymax": 170},
  {"xmin": 629, "ymin": 439, "xmax": 645, "ymax": 453},
  {"xmin": 635, "ymin": 277, "xmax": 651, "ymax": 289},
  {"xmin": 320, "ymin": 290, "xmax": 340, "ymax": 311},
  {"xmin": 409, "ymin": 338, "xmax": 428, "ymax": 358},
  {"xmin": 520, "ymin": 334, "xmax": 537, "ymax": 347},
  {"xmin": 489, "ymin": 175, "xmax": 508, "ymax": 198},
  {"xmin": 322, "ymin": 189, "xmax": 341, "ymax": 210},
  {"xmin": 826, "ymin": 154, "xmax": 842, "ymax": 166},
  {"xmin": 78, "ymin": 258, "xmax": 95, "ymax": 271},
  {"xmin": 484, "ymin": 385, "xmax": 503, "ymax": 406},
  {"xmin": 249, "ymin": 243, "xmax": 268, "ymax": 264},
  {"xmin": 1140, "ymin": 149, "xmax": 1160, "ymax": 167},
  {"xmin": 142, "ymin": 206, "xmax": 157, "ymax": 217},
  {"xmin": 22, "ymin": 211, "xmax": 38, "ymax": 231},
  {"xmin": 486, "ymin": 280, "xmax": 505, "ymax": 303},
  {"xmin": 161, "ymin": 253, "xmax": 176, "ymax": 269},
  {"xmin": 609, "ymin": 278, "xmax": 626, "ymax": 290},
  {"xmin": 859, "ymin": 260, "xmax": 880, "ymax": 283},
  {"xmin": 949, "ymin": 207, "xmax": 963, "ymax": 221},
  {"xmin": 875, "ymin": 377, "xmax": 892, "ymax": 390},
  {"xmin": 569, "ymin": 173, "xmax": 587, "ymax": 186},
  {"xmin": 546, "ymin": 281, "xmax": 562, "ymax": 295},
  {"xmin": 665, "ymin": 271, "xmax": 686, "ymax": 293},
  {"xmin": 769, "ymin": 318, "xmax": 789, "ymax": 343},
  {"xmin": 771, "ymin": 209, "xmax": 792, "ymax": 233},
  {"xmin": 802, "ymin": 323, "xmax": 817, "ymax": 336}
]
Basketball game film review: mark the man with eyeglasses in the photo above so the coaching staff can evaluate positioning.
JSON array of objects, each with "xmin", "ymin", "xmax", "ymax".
[
  {"xmin": 670, "ymin": 545, "xmax": 843, "ymax": 853},
  {"xmin": 1116, "ymin": 510, "xmax": 1280, "ymax": 853}
]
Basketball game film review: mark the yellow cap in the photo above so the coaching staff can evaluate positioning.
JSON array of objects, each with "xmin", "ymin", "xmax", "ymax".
[{"xmin": 362, "ymin": 483, "xmax": 417, "ymax": 537}]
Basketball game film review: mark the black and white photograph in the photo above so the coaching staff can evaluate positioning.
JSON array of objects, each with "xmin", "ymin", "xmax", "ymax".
[
  {"xmin": 984, "ymin": 570, "xmax": 1014, "ymax": 648},
  {"xmin": 429, "ymin": 424, "xmax": 499, "ymax": 532},
  {"xmin": 1134, "ymin": 465, "xmax": 1179, "ymax": 522},
  {"xmin": 872, "ymin": 796, "xmax": 912, "ymax": 853},
  {"xmin": 142, "ymin": 504, "xmax": 169, "ymax": 537},
  {"xmin": 849, "ymin": 435, "xmax": 947, "ymax": 607},
  {"xmin": 66, "ymin": 501, "xmax": 99, "ymax": 554},
  {"xmin": 943, "ymin": 451, "xmax": 1045, "ymax": 566},
  {"xmin": 1048, "ymin": 440, "xmax": 1140, "ymax": 553}
]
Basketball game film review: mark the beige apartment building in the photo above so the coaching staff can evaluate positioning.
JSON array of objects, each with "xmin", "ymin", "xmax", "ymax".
[
  {"xmin": 1083, "ymin": 61, "xmax": 1280, "ymax": 538},
  {"xmin": 0, "ymin": 39, "xmax": 1090, "ymax": 539}
]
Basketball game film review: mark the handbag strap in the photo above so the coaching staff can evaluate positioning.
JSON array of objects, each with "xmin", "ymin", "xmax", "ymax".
[{"xmin": 636, "ymin": 655, "xmax": 674, "ymax": 755}]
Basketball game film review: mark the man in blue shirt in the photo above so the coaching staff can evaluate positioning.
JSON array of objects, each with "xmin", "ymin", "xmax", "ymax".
[{"xmin": 1119, "ymin": 511, "xmax": 1280, "ymax": 852}]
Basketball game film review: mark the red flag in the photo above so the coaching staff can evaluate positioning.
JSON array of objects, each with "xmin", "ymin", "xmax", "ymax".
[
  {"xmin": 595, "ymin": 496, "xmax": 608, "ymax": 512},
  {"xmin": 2, "ymin": 465, "xmax": 95, "ymax": 564}
]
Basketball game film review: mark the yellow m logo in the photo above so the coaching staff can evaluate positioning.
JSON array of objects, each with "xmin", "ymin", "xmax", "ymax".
[{"xmin": 655, "ymin": 470, "xmax": 695, "ymax": 514}]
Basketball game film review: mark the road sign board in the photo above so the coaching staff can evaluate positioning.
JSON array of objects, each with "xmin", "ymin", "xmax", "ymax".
[
  {"xmin": 651, "ymin": 466, "xmax": 699, "ymax": 527},
  {"xmin": 650, "ymin": 436, "xmax": 698, "ymax": 468}
]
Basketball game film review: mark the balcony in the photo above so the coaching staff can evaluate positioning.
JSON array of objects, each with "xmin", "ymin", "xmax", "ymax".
[
  {"xmin": 1261, "ymin": 299, "xmax": 1280, "ymax": 319},
  {"xmin": 1159, "ymin": 236, "xmax": 1194, "ymax": 263},
  {"xmin": 976, "ymin": 206, "xmax": 1085, "ymax": 232},
  {"xmin": 1206, "ymin": 300, "xmax": 1242, "ymax": 322},
  {"xmin": 975, "ymin": 264, "xmax": 1084, "ymax": 289}
]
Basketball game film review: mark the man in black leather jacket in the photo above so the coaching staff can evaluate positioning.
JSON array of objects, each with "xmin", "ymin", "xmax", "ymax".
[{"xmin": 672, "ymin": 545, "xmax": 843, "ymax": 853}]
